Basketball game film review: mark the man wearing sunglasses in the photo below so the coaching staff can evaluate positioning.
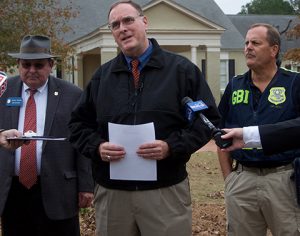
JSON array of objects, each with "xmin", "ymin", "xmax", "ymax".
[
  {"xmin": 69, "ymin": 1, "xmax": 220, "ymax": 236},
  {"xmin": 0, "ymin": 35, "xmax": 94, "ymax": 236}
]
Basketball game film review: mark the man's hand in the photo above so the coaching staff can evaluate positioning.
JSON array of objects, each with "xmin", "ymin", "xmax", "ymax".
[
  {"xmin": 220, "ymin": 128, "xmax": 245, "ymax": 152},
  {"xmin": 78, "ymin": 192, "xmax": 94, "ymax": 208},
  {"xmin": 0, "ymin": 129, "xmax": 24, "ymax": 150},
  {"xmin": 137, "ymin": 140, "xmax": 170, "ymax": 160},
  {"xmin": 99, "ymin": 142, "xmax": 126, "ymax": 162}
]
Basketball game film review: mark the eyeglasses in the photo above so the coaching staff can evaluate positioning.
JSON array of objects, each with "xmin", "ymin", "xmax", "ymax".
[
  {"xmin": 108, "ymin": 15, "xmax": 143, "ymax": 31},
  {"xmin": 21, "ymin": 62, "xmax": 47, "ymax": 70}
]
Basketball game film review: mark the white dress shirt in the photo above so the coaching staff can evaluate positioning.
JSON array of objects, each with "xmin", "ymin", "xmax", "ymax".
[
  {"xmin": 243, "ymin": 126, "xmax": 262, "ymax": 148},
  {"xmin": 15, "ymin": 81, "xmax": 48, "ymax": 175}
]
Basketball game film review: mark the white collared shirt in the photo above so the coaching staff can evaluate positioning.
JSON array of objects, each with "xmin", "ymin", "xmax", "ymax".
[
  {"xmin": 15, "ymin": 81, "xmax": 48, "ymax": 175},
  {"xmin": 243, "ymin": 126, "xmax": 262, "ymax": 148}
]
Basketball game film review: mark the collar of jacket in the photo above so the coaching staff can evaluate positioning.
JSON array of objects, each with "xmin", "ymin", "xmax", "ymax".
[{"xmin": 111, "ymin": 38, "xmax": 164, "ymax": 74}]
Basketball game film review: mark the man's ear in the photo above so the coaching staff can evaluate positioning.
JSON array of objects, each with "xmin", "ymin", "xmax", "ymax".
[
  {"xmin": 49, "ymin": 59, "xmax": 54, "ymax": 68},
  {"xmin": 271, "ymin": 45, "xmax": 279, "ymax": 59}
]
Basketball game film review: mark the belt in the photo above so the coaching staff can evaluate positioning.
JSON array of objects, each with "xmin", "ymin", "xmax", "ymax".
[{"xmin": 237, "ymin": 163, "xmax": 293, "ymax": 175}]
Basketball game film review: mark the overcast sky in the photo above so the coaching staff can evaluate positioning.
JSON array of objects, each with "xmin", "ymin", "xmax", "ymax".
[{"xmin": 214, "ymin": 0, "xmax": 250, "ymax": 14}]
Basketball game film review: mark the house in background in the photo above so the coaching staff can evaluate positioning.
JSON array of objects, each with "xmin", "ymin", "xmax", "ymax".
[{"xmin": 62, "ymin": 0, "xmax": 299, "ymax": 102}]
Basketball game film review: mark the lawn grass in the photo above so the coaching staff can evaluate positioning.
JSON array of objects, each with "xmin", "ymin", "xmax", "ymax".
[{"xmin": 188, "ymin": 151, "xmax": 224, "ymax": 204}]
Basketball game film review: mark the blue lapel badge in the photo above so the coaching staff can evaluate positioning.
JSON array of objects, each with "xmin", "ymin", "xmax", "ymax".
[{"xmin": 6, "ymin": 97, "xmax": 23, "ymax": 107}]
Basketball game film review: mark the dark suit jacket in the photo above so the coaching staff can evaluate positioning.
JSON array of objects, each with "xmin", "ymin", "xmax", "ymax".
[
  {"xmin": 0, "ymin": 76, "xmax": 94, "ymax": 220},
  {"xmin": 260, "ymin": 117, "xmax": 300, "ymax": 155}
]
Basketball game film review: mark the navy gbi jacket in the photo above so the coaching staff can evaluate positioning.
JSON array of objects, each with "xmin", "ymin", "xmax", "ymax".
[{"xmin": 219, "ymin": 68, "xmax": 300, "ymax": 167}]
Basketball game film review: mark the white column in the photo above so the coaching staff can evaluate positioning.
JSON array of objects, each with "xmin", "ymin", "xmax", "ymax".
[
  {"xmin": 206, "ymin": 46, "xmax": 221, "ymax": 102},
  {"xmin": 62, "ymin": 57, "xmax": 73, "ymax": 83},
  {"xmin": 100, "ymin": 46, "xmax": 118, "ymax": 64},
  {"xmin": 74, "ymin": 54, "xmax": 83, "ymax": 88},
  {"xmin": 191, "ymin": 45, "xmax": 198, "ymax": 64}
]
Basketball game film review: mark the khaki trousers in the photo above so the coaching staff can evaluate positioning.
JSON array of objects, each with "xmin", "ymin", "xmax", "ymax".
[
  {"xmin": 94, "ymin": 178, "xmax": 192, "ymax": 236},
  {"xmin": 225, "ymin": 164, "xmax": 300, "ymax": 236}
]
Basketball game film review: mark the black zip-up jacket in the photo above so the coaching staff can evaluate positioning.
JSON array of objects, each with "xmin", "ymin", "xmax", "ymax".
[{"xmin": 68, "ymin": 38, "xmax": 220, "ymax": 190}]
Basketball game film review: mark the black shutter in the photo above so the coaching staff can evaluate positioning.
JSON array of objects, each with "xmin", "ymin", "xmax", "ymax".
[
  {"xmin": 228, "ymin": 59, "xmax": 235, "ymax": 81},
  {"xmin": 201, "ymin": 59, "xmax": 206, "ymax": 80}
]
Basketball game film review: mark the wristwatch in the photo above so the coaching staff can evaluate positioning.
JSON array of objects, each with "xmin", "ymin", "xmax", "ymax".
[{"xmin": 0, "ymin": 129, "xmax": 5, "ymax": 133}]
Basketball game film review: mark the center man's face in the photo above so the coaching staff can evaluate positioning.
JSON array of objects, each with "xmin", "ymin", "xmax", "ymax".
[{"xmin": 108, "ymin": 3, "xmax": 149, "ymax": 58}]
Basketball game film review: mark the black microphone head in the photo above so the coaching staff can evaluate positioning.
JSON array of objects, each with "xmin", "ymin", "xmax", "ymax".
[{"xmin": 181, "ymin": 96, "xmax": 193, "ymax": 106}]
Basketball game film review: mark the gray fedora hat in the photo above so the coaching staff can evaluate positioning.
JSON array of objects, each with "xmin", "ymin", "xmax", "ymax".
[{"xmin": 8, "ymin": 35, "xmax": 59, "ymax": 59}]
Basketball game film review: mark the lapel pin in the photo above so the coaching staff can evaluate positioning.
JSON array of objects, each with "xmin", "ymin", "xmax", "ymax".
[{"xmin": 54, "ymin": 91, "xmax": 58, "ymax": 96}]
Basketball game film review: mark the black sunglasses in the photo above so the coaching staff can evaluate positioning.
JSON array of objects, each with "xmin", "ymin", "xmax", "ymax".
[{"xmin": 20, "ymin": 62, "xmax": 47, "ymax": 70}]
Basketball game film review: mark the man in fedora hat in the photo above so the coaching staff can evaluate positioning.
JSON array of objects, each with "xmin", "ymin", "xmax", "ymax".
[{"xmin": 0, "ymin": 35, "xmax": 94, "ymax": 236}]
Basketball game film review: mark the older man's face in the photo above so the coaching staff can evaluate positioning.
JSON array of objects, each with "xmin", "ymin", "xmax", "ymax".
[
  {"xmin": 18, "ymin": 59, "xmax": 53, "ymax": 89},
  {"xmin": 244, "ymin": 26, "xmax": 278, "ymax": 70}
]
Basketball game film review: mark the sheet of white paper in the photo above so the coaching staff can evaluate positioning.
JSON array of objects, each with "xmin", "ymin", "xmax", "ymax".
[{"xmin": 108, "ymin": 122, "xmax": 157, "ymax": 181}]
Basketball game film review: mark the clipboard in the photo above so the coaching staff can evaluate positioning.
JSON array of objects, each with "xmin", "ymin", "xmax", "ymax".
[{"xmin": 7, "ymin": 136, "xmax": 67, "ymax": 141}]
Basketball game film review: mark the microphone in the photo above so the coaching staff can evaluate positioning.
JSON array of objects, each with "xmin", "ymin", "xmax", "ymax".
[{"xmin": 181, "ymin": 96, "xmax": 232, "ymax": 149}]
